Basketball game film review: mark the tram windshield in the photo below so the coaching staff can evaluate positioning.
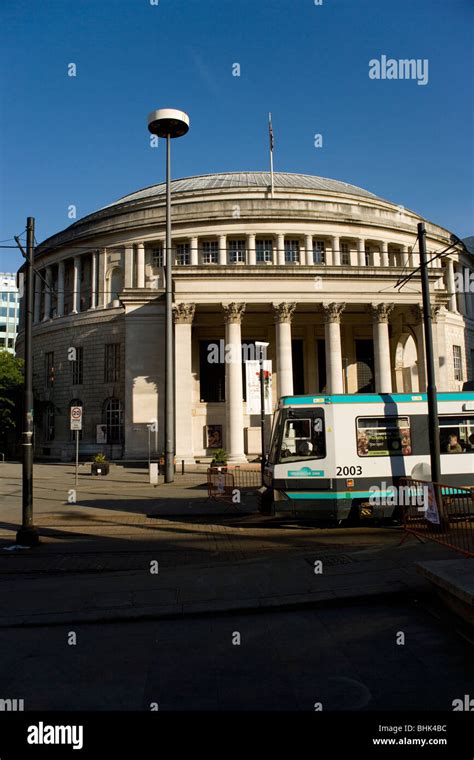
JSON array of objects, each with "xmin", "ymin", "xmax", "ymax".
[{"xmin": 269, "ymin": 408, "xmax": 326, "ymax": 464}]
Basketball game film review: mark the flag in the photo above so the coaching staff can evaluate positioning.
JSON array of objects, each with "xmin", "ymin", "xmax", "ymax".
[{"xmin": 269, "ymin": 112, "xmax": 274, "ymax": 152}]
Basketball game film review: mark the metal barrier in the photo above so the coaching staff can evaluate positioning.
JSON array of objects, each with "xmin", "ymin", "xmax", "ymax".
[
  {"xmin": 207, "ymin": 466, "xmax": 261, "ymax": 509},
  {"xmin": 207, "ymin": 467, "xmax": 236, "ymax": 507},
  {"xmin": 400, "ymin": 477, "xmax": 474, "ymax": 557}
]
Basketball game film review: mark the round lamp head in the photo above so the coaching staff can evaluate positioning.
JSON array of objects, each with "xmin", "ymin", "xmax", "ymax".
[{"xmin": 147, "ymin": 108, "xmax": 190, "ymax": 138}]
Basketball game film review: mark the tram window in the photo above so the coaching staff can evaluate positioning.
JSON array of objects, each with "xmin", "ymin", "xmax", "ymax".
[
  {"xmin": 279, "ymin": 414, "xmax": 326, "ymax": 462},
  {"xmin": 357, "ymin": 416, "xmax": 411, "ymax": 457},
  {"xmin": 268, "ymin": 412, "xmax": 284, "ymax": 464},
  {"xmin": 439, "ymin": 416, "xmax": 474, "ymax": 454}
]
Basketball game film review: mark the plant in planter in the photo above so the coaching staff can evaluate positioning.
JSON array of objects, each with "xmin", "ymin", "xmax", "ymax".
[
  {"xmin": 158, "ymin": 452, "xmax": 177, "ymax": 474},
  {"xmin": 91, "ymin": 452, "xmax": 110, "ymax": 476},
  {"xmin": 211, "ymin": 448, "xmax": 228, "ymax": 466}
]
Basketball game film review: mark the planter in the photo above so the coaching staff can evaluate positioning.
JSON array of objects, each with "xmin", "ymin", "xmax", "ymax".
[{"xmin": 91, "ymin": 462, "xmax": 109, "ymax": 476}]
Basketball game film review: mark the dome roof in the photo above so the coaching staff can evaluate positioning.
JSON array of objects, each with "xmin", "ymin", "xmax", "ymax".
[{"xmin": 100, "ymin": 171, "xmax": 385, "ymax": 210}]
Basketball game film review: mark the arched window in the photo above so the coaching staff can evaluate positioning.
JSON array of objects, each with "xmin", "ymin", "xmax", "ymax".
[
  {"xmin": 43, "ymin": 403, "xmax": 55, "ymax": 442},
  {"xmin": 103, "ymin": 398, "xmax": 123, "ymax": 443},
  {"xmin": 108, "ymin": 267, "xmax": 123, "ymax": 304},
  {"xmin": 69, "ymin": 399, "xmax": 83, "ymax": 441}
]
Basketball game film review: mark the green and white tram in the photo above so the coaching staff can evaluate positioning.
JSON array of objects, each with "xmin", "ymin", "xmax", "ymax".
[{"xmin": 260, "ymin": 392, "xmax": 474, "ymax": 520}]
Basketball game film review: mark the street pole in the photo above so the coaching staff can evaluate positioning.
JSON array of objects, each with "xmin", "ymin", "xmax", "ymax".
[
  {"xmin": 75, "ymin": 429, "xmax": 79, "ymax": 488},
  {"xmin": 259, "ymin": 353, "xmax": 265, "ymax": 485},
  {"xmin": 418, "ymin": 222, "xmax": 442, "ymax": 497},
  {"xmin": 164, "ymin": 134, "xmax": 174, "ymax": 483},
  {"xmin": 147, "ymin": 108, "xmax": 190, "ymax": 483},
  {"xmin": 256, "ymin": 341, "xmax": 269, "ymax": 486},
  {"xmin": 16, "ymin": 217, "xmax": 39, "ymax": 546}
]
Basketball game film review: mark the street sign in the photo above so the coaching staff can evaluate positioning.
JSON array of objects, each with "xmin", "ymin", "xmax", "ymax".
[{"xmin": 70, "ymin": 406, "xmax": 83, "ymax": 431}]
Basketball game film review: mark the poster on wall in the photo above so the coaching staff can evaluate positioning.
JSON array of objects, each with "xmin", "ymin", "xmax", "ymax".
[
  {"xmin": 206, "ymin": 425, "xmax": 223, "ymax": 449},
  {"xmin": 96, "ymin": 424, "xmax": 107, "ymax": 444},
  {"xmin": 245, "ymin": 360, "xmax": 273, "ymax": 415}
]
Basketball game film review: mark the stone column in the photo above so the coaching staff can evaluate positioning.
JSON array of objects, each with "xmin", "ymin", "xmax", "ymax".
[
  {"xmin": 219, "ymin": 234, "xmax": 227, "ymax": 265},
  {"xmin": 190, "ymin": 236, "xmax": 199, "ymax": 266},
  {"xmin": 136, "ymin": 243, "xmax": 145, "ymax": 288},
  {"xmin": 401, "ymin": 244, "xmax": 409, "ymax": 268},
  {"xmin": 34, "ymin": 271, "xmax": 41, "ymax": 323},
  {"xmin": 323, "ymin": 303, "xmax": 346, "ymax": 393},
  {"xmin": 357, "ymin": 238, "xmax": 365, "ymax": 267},
  {"xmin": 411, "ymin": 304, "xmax": 427, "ymax": 392},
  {"xmin": 332, "ymin": 236, "xmax": 340, "ymax": 266},
  {"xmin": 371, "ymin": 303, "xmax": 394, "ymax": 393},
  {"xmin": 273, "ymin": 302, "xmax": 296, "ymax": 397},
  {"xmin": 247, "ymin": 234, "xmax": 256, "ymax": 266},
  {"xmin": 174, "ymin": 303, "xmax": 196, "ymax": 463},
  {"xmin": 305, "ymin": 234, "xmax": 313, "ymax": 266},
  {"xmin": 381, "ymin": 241, "xmax": 389, "ymax": 267},
  {"xmin": 57, "ymin": 260, "xmax": 65, "ymax": 317},
  {"xmin": 72, "ymin": 256, "xmax": 81, "ymax": 313},
  {"xmin": 124, "ymin": 244, "xmax": 134, "ymax": 288},
  {"xmin": 97, "ymin": 249, "xmax": 106, "ymax": 308},
  {"xmin": 277, "ymin": 234, "xmax": 285, "ymax": 266},
  {"xmin": 445, "ymin": 258, "xmax": 456, "ymax": 312},
  {"xmin": 325, "ymin": 241, "xmax": 333, "ymax": 267},
  {"xmin": 223, "ymin": 302, "xmax": 246, "ymax": 463},
  {"xmin": 43, "ymin": 266, "xmax": 52, "ymax": 320},
  {"xmin": 90, "ymin": 252, "xmax": 98, "ymax": 309}
]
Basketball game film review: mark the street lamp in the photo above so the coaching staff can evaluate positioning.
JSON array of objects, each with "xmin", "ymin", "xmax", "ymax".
[
  {"xmin": 147, "ymin": 108, "xmax": 190, "ymax": 483},
  {"xmin": 255, "ymin": 341, "xmax": 270, "ymax": 485}
]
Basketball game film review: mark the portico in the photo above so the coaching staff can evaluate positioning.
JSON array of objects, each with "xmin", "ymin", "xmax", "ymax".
[{"xmin": 168, "ymin": 298, "xmax": 442, "ymax": 462}]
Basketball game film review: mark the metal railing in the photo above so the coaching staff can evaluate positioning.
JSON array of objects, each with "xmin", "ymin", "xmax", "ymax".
[
  {"xmin": 207, "ymin": 465, "xmax": 261, "ymax": 508},
  {"xmin": 400, "ymin": 477, "xmax": 474, "ymax": 557}
]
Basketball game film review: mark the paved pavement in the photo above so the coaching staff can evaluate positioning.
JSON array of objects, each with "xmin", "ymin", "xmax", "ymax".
[
  {"xmin": 1, "ymin": 600, "xmax": 473, "ymax": 711},
  {"xmin": 1, "ymin": 462, "xmax": 473, "ymax": 714},
  {"xmin": 0, "ymin": 461, "xmax": 465, "ymax": 627}
]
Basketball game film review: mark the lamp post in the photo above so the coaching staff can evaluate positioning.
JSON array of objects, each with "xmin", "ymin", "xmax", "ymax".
[
  {"xmin": 418, "ymin": 222, "xmax": 441, "ymax": 505},
  {"xmin": 147, "ymin": 109, "xmax": 190, "ymax": 483},
  {"xmin": 255, "ymin": 341, "xmax": 269, "ymax": 485},
  {"xmin": 16, "ymin": 217, "xmax": 39, "ymax": 546}
]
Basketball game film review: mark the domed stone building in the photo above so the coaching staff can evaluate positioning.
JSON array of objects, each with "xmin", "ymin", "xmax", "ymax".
[{"xmin": 16, "ymin": 172, "xmax": 474, "ymax": 462}]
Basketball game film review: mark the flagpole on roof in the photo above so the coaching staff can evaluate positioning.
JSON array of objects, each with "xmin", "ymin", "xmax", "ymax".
[{"xmin": 269, "ymin": 112, "xmax": 274, "ymax": 198}]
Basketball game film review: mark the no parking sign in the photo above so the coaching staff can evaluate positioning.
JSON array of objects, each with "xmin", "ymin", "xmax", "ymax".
[{"xmin": 70, "ymin": 406, "xmax": 83, "ymax": 431}]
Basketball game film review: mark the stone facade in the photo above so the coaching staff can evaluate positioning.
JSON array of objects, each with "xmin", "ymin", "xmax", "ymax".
[{"xmin": 16, "ymin": 172, "xmax": 474, "ymax": 461}]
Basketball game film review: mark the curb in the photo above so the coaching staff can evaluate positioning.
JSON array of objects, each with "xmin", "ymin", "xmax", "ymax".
[{"xmin": 0, "ymin": 580, "xmax": 411, "ymax": 628}]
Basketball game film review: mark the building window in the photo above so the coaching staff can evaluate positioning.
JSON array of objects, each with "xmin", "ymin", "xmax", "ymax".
[
  {"xmin": 108, "ymin": 267, "xmax": 123, "ymax": 303},
  {"xmin": 152, "ymin": 247, "xmax": 164, "ymax": 268},
  {"xmin": 341, "ymin": 242, "xmax": 350, "ymax": 266},
  {"xmin": 228, "ymin": 239, "xmax": 246, "ymax": 264},
  {"xmin": 313, "ymin": 240, "xmax": 326, "ymax": 264},
  {"xmin": 103, "ymin": 398, "xmax": 124, "ymax": 443},
  {"xmin": 104, "ymin": 343, "xmax": 120, "ymax": 383},
  {"xmin": 176, "ymin": 243, "xmax": 190, "ymax": 266},
  {"xmin": 44, "ymin": 403, "xmax": 55, "ymax": 442},
  {"xmin": 365, "ymin": 246, "xmax": 372, "ymax": 266},
  {"xmin": 453, "ymin": 345, "xmax": 463, "ymax": 382},
  {"xmin": 71, "ymin": 346, "xmax": 83, "ymax": 385},
  {"xmin": 256, "ymin": 239, "xmax": 273, "ymax": 263},
  {"xmin": 285, "ymin": 240, "xmax": 300, "ymax": 264},
  {"xmin": 45, "ymin": 351, "xmax": 54, "ymax": 387},
  {"xmin": 199, "ymin": 340, "xmax": 225, "ymax": 402},
  {"xmin": 202, "ymin": 241, "xmax": 219, "ymax": 264}
]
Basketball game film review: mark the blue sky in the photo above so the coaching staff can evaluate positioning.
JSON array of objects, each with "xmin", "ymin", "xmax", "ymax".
[{"xmin": 1, "ymin": 0, "xmax": 472, "ymax": 272}]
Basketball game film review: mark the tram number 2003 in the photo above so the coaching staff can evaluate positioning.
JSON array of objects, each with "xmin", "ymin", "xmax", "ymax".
[{"xmin": 336, "ymin": 466, "xmax": 362, "ymax": 476}]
